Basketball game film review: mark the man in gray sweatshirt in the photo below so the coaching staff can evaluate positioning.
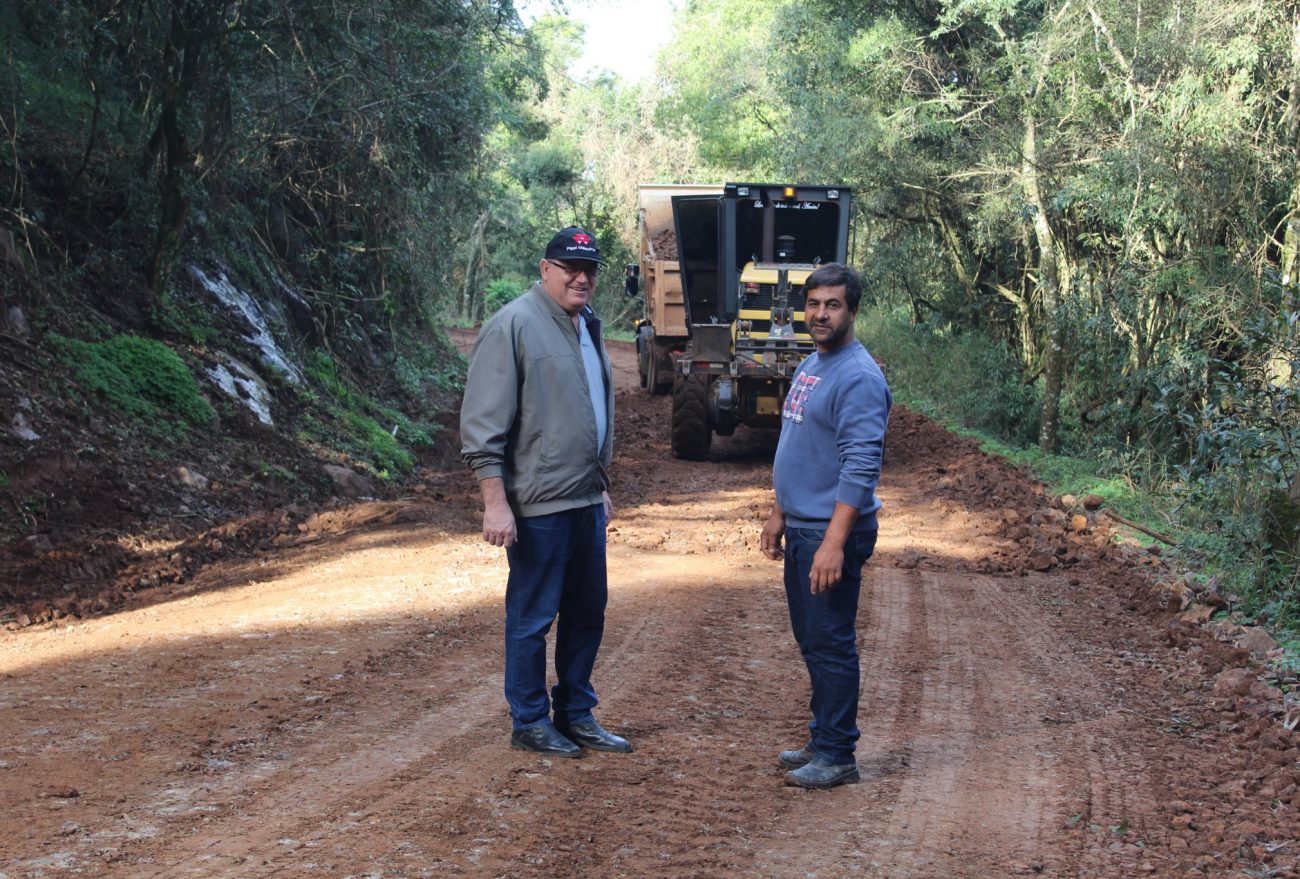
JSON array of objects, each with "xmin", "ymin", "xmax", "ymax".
[
  {"xmin": 460, "ymin": 226, "xmax": 631, "ymax": 759},
  {"xmin": 760, "ymin": 262, "xmax": 891, "ymax": 789}
]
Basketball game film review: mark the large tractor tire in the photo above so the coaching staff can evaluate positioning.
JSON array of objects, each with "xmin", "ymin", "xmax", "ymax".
[{"xmin": 671, "ymin": 374, "xmax": 712, "ymax": 460}]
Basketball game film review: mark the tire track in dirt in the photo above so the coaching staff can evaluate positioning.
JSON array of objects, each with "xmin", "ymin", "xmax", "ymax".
[
  {"xmin": 882, "ymin": 567, "xmax": 1082, "ymax": 877},
  {"xmin": 382, "ymin": 562, "xmax": 812, "ymax": 879},
  {"xmin": 748, "ymin": 507, "xmax": 1169, "ymax": 879},
  {"xmin": 99, "ymin": 555, "xmax": 803, "ymax": 878},
  {"xmin": 113, "ymin": 612, "xmax": 511, "ymax": 875}
]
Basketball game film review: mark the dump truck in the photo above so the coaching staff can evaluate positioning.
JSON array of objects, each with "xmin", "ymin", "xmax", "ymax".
[
  {"xmin": 631, "ymin": 184, "xmax": 725, "ymax": 396},
  {"xmin": 628, "ymin": 182, "xmax": 854, "ymax": 459}
]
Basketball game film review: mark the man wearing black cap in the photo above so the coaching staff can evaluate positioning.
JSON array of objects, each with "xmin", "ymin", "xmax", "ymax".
[{"xmin": 460, "ymin": 226, "xmax": 631, "ymax": 758}]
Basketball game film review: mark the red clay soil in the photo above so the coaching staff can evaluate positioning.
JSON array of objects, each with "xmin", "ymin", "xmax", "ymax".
[{"xmin": 1, "ymin": 339, "xmax": 1297, "ymax": 878}]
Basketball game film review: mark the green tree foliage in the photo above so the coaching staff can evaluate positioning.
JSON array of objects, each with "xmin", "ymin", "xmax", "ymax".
[
  {"xmin": 758, "ymin": 0, "xmax": 1295, "ymax": 452},
  {"xmin": 467, "ymin": 13, "xmax": 662, "ymax": 328},
  {"xmin": 1, "ymin": 0, "xmax": 535, "ymax": 338},
  {"xmin": 656, "ymin": 0, "xmax": 786, "ymax": 176}
]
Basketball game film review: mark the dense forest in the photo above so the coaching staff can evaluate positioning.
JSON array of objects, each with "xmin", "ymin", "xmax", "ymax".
[{"xmin": 2, "ymin": 0, "xmax": 1299, "ymax": 633}]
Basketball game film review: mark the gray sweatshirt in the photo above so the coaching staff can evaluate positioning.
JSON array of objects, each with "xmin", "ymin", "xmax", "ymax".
[{"xmin": 459, "ymin": 283, "xmax": 613, "ymax": 517}]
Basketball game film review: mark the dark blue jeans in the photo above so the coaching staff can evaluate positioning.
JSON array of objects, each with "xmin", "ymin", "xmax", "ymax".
[
  {"xmin": 783, "ymin": 527, "xmax": 878, "ymax": 765},
  {"xmin": 504, "ymin": 504, "xmax": 607, "ymax": 730}
]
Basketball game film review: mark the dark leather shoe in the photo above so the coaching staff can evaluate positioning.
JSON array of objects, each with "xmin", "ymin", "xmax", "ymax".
[
  {"xmin": 784, "ymin": 756, "xmax": 859, "ymax": 789},
  {"xmin": 510, "ymin": 724, "xmax": 581, "ymax": 758},
  {"xmin": 555, "ymin": 718, "xmax": 632, "ymax": 753},
  {"xmin": 778, "ymin": 745, "xmax": 813, "ymax": 769}
]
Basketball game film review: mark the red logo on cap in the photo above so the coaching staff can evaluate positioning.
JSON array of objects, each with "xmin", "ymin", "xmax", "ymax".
[{"xmin": 573, "ymin": 232, "xmax": 593, "ymax": 246}]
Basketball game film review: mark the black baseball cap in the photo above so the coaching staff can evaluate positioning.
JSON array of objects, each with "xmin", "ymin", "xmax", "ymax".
[{"xmin": 545, "ymin": 226, "xmax": 604, "ymax": 266}]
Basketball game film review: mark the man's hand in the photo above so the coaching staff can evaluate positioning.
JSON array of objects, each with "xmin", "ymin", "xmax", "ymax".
[
  {"xmin": 478, "ymin": 476, "xmax": 516, "ymax": 547},
  {"xmin": 807, "ymin": 501, "xmax": 860, "ymax": 593},
  {"xmin": 602, "ymin": 490, "xmax": 614, "ymax": 522},
  {"xmin": 482, "ymin": 500, "xmax": 517, "ymax": 547},
  {"xmin": 760, "ymin": 508, "xmax": 785, "ymax": 561},
  {"xmin": 809, "ymin": 543, "xmax": 844, "ymax": 593}
]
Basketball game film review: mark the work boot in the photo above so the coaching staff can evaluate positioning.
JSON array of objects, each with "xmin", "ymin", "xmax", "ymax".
[
  {"xmin": 784, "ymin": 755, "xmax": 860, "ymax": 790},
  {"xmin": 554, "ymin": 717, "xmax": 632, "ymax": 753},
  {"xmin": 510, "ymin": 723, "xmax": 582, "ymax": 758},
  {"xmin": 778, "ymin": 745, "xmax": 813, "ymax": 769}
]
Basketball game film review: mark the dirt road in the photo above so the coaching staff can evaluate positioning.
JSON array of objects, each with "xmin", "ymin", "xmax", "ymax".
[{"xmin": 2, "ymin": 340, "xmax": 1296, "ymax": 878}]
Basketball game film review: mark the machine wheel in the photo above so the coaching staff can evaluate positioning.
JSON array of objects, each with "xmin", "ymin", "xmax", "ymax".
[
  {"xmin": 648, "ymin": 343, "xmax": 674, "ymax": 396},
  {"xmin": 636, "ymin": 328, "xmax": 651, "ymax": 389},
  {"xmin": 671, "ymin": 374, "xmax": 712, "ymax": 460}
]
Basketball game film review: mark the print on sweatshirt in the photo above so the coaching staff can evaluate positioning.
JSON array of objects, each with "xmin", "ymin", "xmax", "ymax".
[{"xmin": 782, "ymin": 373, "xmax": 823, "ymax": 424}]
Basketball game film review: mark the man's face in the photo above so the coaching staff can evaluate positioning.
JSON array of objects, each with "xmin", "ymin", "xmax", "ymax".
[
  {"xmin": 540, "ymin": 258, "xmax": 599, "ymax": 315},
  {"xmin": 803, "ymin": 284, "xmax": 857, "ymax": 352}
]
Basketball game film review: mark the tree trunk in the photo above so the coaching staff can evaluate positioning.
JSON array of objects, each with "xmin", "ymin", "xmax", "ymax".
[
  {"xmin": 933, "ymin": 207, "xmax": 978, "ymax": 304},
  {"xmin": 147, "ymin": 98, "xmax": 189, "ymax": 299},
  {"xmin": 1281, "ymin": 9, "xmax": 1300, "ymax": 288},
  {"xmin": 461, "ymin": 210, "xmax": 490, "ymax": 321},
  {"xmin": 1022, "ymin": 112, "xmax": 1066, "ymax": 453}
]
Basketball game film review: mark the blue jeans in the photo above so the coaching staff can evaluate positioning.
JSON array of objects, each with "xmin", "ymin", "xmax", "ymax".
[
  {"xmin": 783, "ymin": 527, "xmax": 878, "ymax": 765},
  {"xmin": 504, "ymin": 504, "xmax": 607, "ymax": 730}
]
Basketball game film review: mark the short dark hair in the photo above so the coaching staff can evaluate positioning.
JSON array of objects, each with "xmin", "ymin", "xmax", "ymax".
[{"xmin": 804, "ymin": 262, "xmax": 861, "ymax": 311}]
